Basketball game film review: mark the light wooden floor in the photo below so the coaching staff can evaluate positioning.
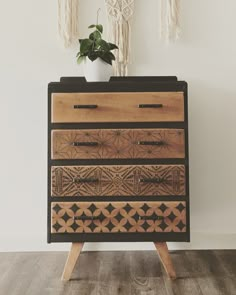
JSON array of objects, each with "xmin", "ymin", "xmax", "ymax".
[{"xmin": 0, "ymin": 250, "xmax": 235, "ymax": 295}]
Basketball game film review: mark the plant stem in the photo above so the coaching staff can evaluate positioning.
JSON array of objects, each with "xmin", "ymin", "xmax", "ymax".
[{"xmin": 97, "ymin": 8, "xmax": 101, "ymax": 25}]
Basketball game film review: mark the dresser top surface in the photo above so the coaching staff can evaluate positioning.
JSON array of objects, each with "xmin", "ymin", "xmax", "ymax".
[{"xmin": 48, "ymin": 76, "xmax": 188, "ymax": 94}]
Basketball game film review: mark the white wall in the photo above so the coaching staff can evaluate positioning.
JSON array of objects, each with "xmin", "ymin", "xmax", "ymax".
[{"xmin": 0, "ymin": 0, "xmax": 235, "ymax": 252}]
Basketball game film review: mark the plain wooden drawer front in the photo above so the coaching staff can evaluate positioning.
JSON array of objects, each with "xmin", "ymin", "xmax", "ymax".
[
  {"xmin": 51, "ymin": 165, "xmax": 185, "ymax": 197},
  {"xmin": 51, "ymin": 92, "xmax": 184, "ymax": 123},
  {"xmin": 51, "ymin": 128, "xmax": 185, "ymax": 160},
  {"xmin": 51, "ymin": 201, "xmax": 186, "ymax": 233}
]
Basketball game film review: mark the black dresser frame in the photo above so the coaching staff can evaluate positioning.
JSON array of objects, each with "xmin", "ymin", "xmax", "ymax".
[{"xmin": 48, "ymin": 77, "xmax": 190, "ymax": 243}]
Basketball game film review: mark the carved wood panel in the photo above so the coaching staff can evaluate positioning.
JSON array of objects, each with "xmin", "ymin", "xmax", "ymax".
[
  {"xmin": 52, "ymin": 129, "xmax": 185, "ymax": 159},
  {"xmin": 51, "ymin": 201, "xmax": 186, "ymax": 233},
  {"xmin": 51, "ymin": 165, "xmax": 185, "ymax": 197}
]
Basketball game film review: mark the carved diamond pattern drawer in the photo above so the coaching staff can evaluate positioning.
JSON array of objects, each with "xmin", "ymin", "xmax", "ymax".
[
  {"xmin": 51, "ymin": 201, "xmax": 186, "ymax": 233},
  {"xmin": 52, "ymin": 129, "xmax": 185, "ymax": 160},
  {"xmin": 51, "ymin": 165, "xmax": 185, "ymax": 197}
]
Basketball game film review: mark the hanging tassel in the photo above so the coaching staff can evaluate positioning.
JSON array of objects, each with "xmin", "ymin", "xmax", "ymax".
[
  {"xmin": 161, "ymin": 0, "xmax": 181, "ymax": 42},
  {"xmin": 112, "ymin": 20, "xmax": 131, "ymax": 76},
  {"xmin": 105, "ymin": 0, "xmax": 134, "ymax": 76},
  {"xmin": 58, "ymin": 0, "xmax": 79, "ymax": 48}
]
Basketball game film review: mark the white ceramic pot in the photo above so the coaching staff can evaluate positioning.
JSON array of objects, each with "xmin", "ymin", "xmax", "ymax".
[{"xmin": 83, "ymin": 58, "xmax": 113, "ymax": 82}]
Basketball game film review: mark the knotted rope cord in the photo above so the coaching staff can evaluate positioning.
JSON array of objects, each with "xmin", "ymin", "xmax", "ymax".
[
  {"xmin": 58, "ymin": 0, "xmax": 79, "ymax": 47},
  {"xmin": 105, "ymin": 0, "xmax": 135, "ymax": 76}
]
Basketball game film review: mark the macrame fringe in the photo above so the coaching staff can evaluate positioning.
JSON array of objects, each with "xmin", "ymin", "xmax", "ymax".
[
  {"xmin": 161, "ymin": 0, "xmax": 181, "ymax": 42},
  {"xmin": 105, "ymin": 0, "xmax": 134, "ymax": 76},
  {"xmin": 58, "ymin": 0, "xmax": 79, "ymax": 48},
  {"xmin": 109, "ymin": 20, "xmax": 131, "ymax": 76}
]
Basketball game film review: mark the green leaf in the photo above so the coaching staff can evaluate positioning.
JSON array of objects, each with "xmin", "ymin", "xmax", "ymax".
[
  {"xmin": 88, "ymin": 24, "xmax": 96, "ymax": 29},
  {"xmin": 100, "ymin": 52, "xmax": 112, "ymax": 65},
  {"xmin": 94, "ymin": 42, "xmax": 100, "ymax": 50},
  {"xmin": 100, "ymin": 56, "xmax": 112, "ymax": 65},
  {"xmin": 89, "ymin": 31, "xmax": 101, "ymax": 41},
  {"xmin": 97, "ymin": 39, "xmax": 110, "ymax": 51},
  {"xmin": 76, "ymin": 52, "xmax": 80, "ymax": 57},
  {"xmin": 80, "ymin": 39, "xmax": 93, "ymax": 54},
  {"xmin": 77, "ymin": 56, "xmax": 85, "ymax": 64},
  {"xmin": 96, "ymin": 24, "xmax": 103, "ymax": 33},
  {"xmin": 88, "ymin": 51, "xmax": 99, "ymax": 62},
  {"xmin": 108, "ymin": 42, "xmax": 118, "ymax": 50},
  {"xmin": 107, "ymin": 51, "xmax": 116, "ymax": 61},
  {"xmin": 78, "ymin": 39, "xmax": 83, "ymax": 44}
]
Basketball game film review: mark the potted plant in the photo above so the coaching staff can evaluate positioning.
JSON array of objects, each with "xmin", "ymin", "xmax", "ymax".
[{"xmin": 76, "ymin": 21, "xmax": 118, "ymax": 82}]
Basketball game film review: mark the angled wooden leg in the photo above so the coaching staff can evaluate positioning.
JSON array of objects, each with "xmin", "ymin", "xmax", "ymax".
[
  {"xmin": 154, "ymin": 242, "xmax": 176, "ymax": 280},
  {"xmin": 61, "ymin": 242, "xmax": 84, "ymax": 281}
]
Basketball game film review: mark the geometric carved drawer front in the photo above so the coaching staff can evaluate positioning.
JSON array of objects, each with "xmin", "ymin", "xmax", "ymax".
[
  {"xmin": 52, "ymin": 129, "xmax": 185, "ymax": 160},
  {"xmin": 51, "ymin": 201, "xmax": 186, "ymax": 233},
  {"xmin": 51, "ymin": 165, "xmax": 185, "ymax": 197},
  {"xmin": 51, "ymin": 92, "xmax": 184, "ymax": 123}
]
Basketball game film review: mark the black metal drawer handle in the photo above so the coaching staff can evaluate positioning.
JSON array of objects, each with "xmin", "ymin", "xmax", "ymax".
[
  {"xmin": 73, "ymin": 216, "xmax": 164, "ymax": 221},
  {"xmin": 139, "ymin": 177, "xmax": 164, "ymax": 184},
  {"xmin": 73, "ymin": 216, "xmax": 96, "ymax": 221},
  {"xmin": 138, "ymin": 104, "xmax": 163, "ymax": 108},
  {"xmin": 72, "ymin": 142, "xmax": 99, "ymax": 147},
  {"xmin": 73, "ymin": 178, "xmax": 99, "ymax": 184},
  {"xmin": 139, "ymin": 216, "xmax": 164, "ymax": 221},
  {"xmin": 137, "ymin": 141, "xmax": 164, "ymax": 146},
  {"xmin": 74, "ymin": 105, "xmax": 98, "ymax": 109}
]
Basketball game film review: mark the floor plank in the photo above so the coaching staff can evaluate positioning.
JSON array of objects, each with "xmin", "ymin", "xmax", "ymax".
[
  {"xmin": 0, "ymin": 250, "xmax": 235, "ymax": 295},
  {"xmin": 129, "ymin": 251, "xmax": 166, "ymax": 295}
]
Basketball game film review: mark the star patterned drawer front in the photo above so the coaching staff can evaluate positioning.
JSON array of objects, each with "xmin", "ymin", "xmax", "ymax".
[
  {"xmin": 51, "ymin": 92, "xmax": 184, "ymax": 123},
  {"xmin": 51, "ymin": 202, "xmax": 186, "ymax": 233},
  {"xmin": 51, "ymin": 201, "xmax": 186, "ymax": 234},
  {"xmin": 51, "ymin": 165, "xmax": 185, "ymax": 197},
  {"xmin": 51, "ymin": 129, "xmax": 185, "ymax": 160}
]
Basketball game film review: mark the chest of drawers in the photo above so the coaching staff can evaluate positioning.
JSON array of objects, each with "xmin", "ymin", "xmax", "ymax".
[{"xmin": 48, "ymin": 76, "xmax": 189, "ymax": 281}]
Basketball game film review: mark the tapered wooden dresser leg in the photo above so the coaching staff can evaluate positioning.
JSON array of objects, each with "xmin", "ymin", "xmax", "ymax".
[
  {"xmin": 61, "ymin": 242, "xmax": 84, "ymax": 281},
  {"xmin": 154, "ymin": 242, "xmax": 177, "ymax": 280}
]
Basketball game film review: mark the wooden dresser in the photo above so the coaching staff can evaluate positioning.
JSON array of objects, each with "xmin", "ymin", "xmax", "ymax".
[{"xmin": 48, "ymin": 76, "xmax": 189, "ymax": 281}]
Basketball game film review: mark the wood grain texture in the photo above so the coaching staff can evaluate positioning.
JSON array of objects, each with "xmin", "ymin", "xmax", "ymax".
[
  {"xmin": 51, "ymin": 92, "xmax": 184, "ymax": 123},
  {"xmin": 52, "ymin": 128, "xmax": 185, "ymax": 160},
  {"xmin": 0, "ymin": 251, "xmax": 235, "ymax": 295},
  {"xmin": 51, "ymin": 201, "xmax": 186, "ymax": 233},
  {"xmin": 154, "ymin": 242, "xmax": 176, "ymax": 279},
  {"xmin": 51, "ymin": 165, "xmax": 186, "ymax": 197},
  {"xmin": 61, "ymin": 242, "xmax": 84, "ymax": 281}
]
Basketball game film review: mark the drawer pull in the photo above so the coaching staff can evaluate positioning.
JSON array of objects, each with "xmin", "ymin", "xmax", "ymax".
[
  {"xmin": 73, "ymin": 216, "xmax": 95, "ymax": 221},
  {"xmin": 139, "ymin": 177, "xmax": 164, "ymax": 184},
  {"xmin": 138, "ymin": 104, "xmax": 163, "ymax": 108},
  {"xmin": 74, "ymin": 105, "xmax": 98, "ymax": 109},
  {"xmin": 72, "ymin": 142, "xmax": 99, "ymax": 147},
  {"xmin": 139, "ymin": 216, "xmax": 164, "ymax": 221},
  {"xmin": 137, "ymin": 141, "xmax": 165, "ymax": 146},
  {"xmin": 73, "ymin": 178, "xmax": 99, "ymax": 183},
  {"xmin": 73, "ymin": 215, "xmax": 164, "ymax": 221}
]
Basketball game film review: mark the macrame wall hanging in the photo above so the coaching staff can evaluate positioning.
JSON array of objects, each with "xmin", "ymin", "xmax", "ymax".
[
  {"xmin": 58, "ymin": 0, "xmax": 79, "ymax": 47},
  {"xmin": 57, "ymin": 0, "xmax": 181, "ymax": 75},
  {"xmin": 104, "ymin": 0, "xmax": 135, "ymax": 76},
  {"xmin": 160, "ymin": 0, "xmax": 181, "ymax": 41}
]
